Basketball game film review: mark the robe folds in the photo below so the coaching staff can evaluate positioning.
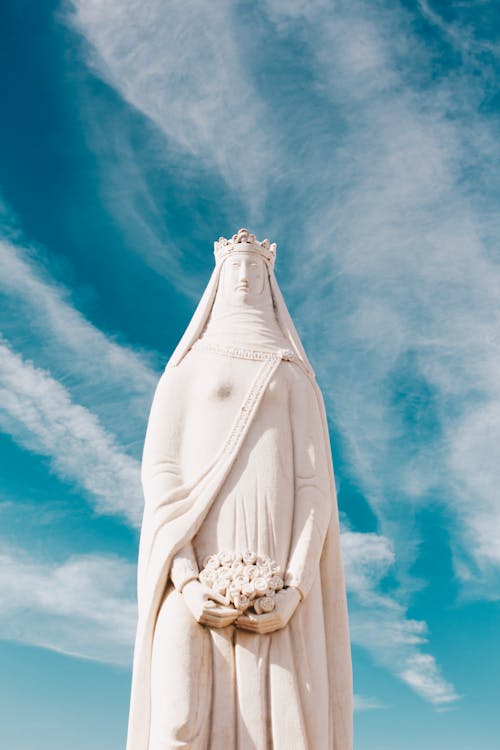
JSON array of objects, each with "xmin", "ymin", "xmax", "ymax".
[{"xmin": 125, "ymin": 340, "xmax": 353, "ymax": 750}]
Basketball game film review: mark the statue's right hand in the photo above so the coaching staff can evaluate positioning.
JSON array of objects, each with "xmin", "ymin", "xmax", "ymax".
[{"xmin": 182, "ymin": 580, "xmax": 240, "ymax": 628}]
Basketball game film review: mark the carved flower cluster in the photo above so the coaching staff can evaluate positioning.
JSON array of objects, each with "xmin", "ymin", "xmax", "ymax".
[{"xmin": 199, "ymin": 550, "xmax": 284, "ymax": 614}]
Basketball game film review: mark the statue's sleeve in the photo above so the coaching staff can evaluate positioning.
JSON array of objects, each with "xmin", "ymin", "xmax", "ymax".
[
  {"xmin": 140, "ymin": 367, "xmax": 199, "ymax": 592},
  {"xmin": 284, "ymin": 367, "xmax": 333, "ymax": 600}
]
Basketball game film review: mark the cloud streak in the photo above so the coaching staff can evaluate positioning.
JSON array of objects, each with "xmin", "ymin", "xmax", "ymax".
[
  {"xmin": 0, "ymin": 337, "xmax": 142, "ymax": 526},
  {"xmin": 0, "ymin": 235, "xmax": 158, "ymax": 450},
  {"xmin": 353, "ymin": 694, "xmax": 387, "ymax": 711},
  {"xmin": 342, "ymin": 530, "xmax": 459, "ymax": 705},
  {"xmin": 0, "ymin": 543, "xmax": 136, "ymax": 665},
  {"xmin": 67, "ymin": 0, "xmax": 279, "ymax": 216}
]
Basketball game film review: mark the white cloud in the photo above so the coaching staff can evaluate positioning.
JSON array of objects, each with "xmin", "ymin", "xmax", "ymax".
[
  {"xmin": 67, "ymin": 0, "xmax": 278, "ymax": 216},
  {"xmin": 400, "ymin": 653, "xmax": 459, "ymax": 708},
  {"xmin": 0, "ymin": 236, "xmax": 157, "ymax": 449},
  {"xmin": 418, "ymin": 0, "xmax": 500, "ymax": 60},
  {"xmin": 342, "ymin": 530, "xmax": 459, "ymax": 706},
  {"xmin": 353, "ymin": 694, "xmax": 387, "ymax": 711},
  {"xmin": 342, "ymin": 529, "xmax": 395, "ymax": 595},
  {"xmin": 261, "ymin": 0, "xmax": 500, "ymax": 588},
  {"xmin": 0, "ymin": 544, "xmax": 136, "ymax": 665},
  {"xmin": 0, "ymin": 338, "xmax": 142, "ymax": 526},
  {"xmin": 448, "ymin": 401, "xmax": 500, "ymax": 588}
]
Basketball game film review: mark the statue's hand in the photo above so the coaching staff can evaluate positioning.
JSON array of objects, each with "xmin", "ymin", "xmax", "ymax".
[
  {"xmin": 236, "ymin": 587, "xmax": 301, "ymax": 634},
  {"xmin": 182, "ymin": 580, "xmax": 240, "ymax": 628}
]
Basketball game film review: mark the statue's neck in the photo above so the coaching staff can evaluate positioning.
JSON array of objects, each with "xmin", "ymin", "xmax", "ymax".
[{"xmin": 200, "ymin": 294, "xmax": 289, "ymax": 352}]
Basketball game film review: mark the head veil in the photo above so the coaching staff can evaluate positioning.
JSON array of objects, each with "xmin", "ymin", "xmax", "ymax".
[{"xmin": 166, "ymin": 229, "xmax": 315, "ymax": 379}]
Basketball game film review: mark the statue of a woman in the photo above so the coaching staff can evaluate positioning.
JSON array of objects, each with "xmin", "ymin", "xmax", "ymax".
[{"xmin": 126, "ymin": 229, "xmax": 352, "ymax": 750}]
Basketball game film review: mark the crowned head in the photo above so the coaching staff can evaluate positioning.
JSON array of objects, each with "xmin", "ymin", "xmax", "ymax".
[
  {"xmin": 214, "ymin": 228, "xmax": 277, "ymax": 269},
  {"xmin": 212, "ymin": 228, "xmax": 276, "ymax": 306}
]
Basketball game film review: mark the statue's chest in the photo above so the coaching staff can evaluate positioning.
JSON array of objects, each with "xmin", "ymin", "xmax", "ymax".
[
  {"xmin": 210, "ymin": 378, "xmax": 239, "ymax": 402},
  {"xmin": 201, "ymin": 361, "xmax": 288, "ymax": 411},
  {"xmin": 202, "ymin": 366, "xmax": 256, "ymax": 406},
  {"xmin": 186, "ymin": 350, "xmax": 289, "ymax": 415}
]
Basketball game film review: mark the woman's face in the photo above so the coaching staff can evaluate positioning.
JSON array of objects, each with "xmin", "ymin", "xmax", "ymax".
[{"xmin": 222, "ymin": 251, "xmax": 268, "ymax": 304}]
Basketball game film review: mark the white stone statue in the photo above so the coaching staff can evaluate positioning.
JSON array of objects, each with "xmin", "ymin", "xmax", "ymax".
[{"xmin": 126, "ymin": 229, "xmax": 353, "ymax": 750}]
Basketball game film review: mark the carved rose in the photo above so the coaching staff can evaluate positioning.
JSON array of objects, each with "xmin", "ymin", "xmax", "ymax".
[
  {"xmin": 229, "ymin": 581, "xmax": 242, "ymax": 597},
  {"xmin": 234, "ymin": 574, "xmax": 249, "ymax": 588},
  {"xmin": 244, "ymin": 564, "xmax": 258, "ymax": 579},
  {"xmin": 242, "ymin": 550, "xmax": 257, "ymax": 565},
  {"xmin": 242, "ymin": 581, "xmax": 256, "ymax": 598},
  {"xmin": 204, "ymin": 554, "xmax": 220, "ymax": 569},
  {"xmin": 253, "ymin": 577, "xmax": 269, "ymax": 595},
  {"xmin": 254, "ymin": 595, "xmax": 275, "ymax": 614},
  {"xmin": 268, "ymin": 575, "xmax": 284, "ymax": 591},
  {"xmin": 218, "ymin": 550, "xmax": 235, "ymax": 565},
  {"xmin": 233, "ymin": 594, "xmax": 251, "ymax": 611}
]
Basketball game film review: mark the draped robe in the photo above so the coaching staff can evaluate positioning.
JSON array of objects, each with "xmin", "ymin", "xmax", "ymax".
[{"xmin": 126, "ymin": 255, "xmax": 353, "ymax": 750}]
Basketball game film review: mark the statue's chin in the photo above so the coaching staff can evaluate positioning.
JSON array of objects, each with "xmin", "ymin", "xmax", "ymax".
[
  {"xmin": 229, "ymin": 289, "xmax": 255, "ymax": 305},
  {"xmin": 221, "ymin": 285, "xmax": 268, "ymax": 307}
]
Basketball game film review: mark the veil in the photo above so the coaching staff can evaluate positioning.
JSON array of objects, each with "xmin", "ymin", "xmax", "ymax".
[{"xmin": 166, "ymin": 254, "xmax": 315, "ymax": 379}]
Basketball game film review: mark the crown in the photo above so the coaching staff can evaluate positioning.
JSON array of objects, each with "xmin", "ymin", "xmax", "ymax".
[{"xmin": 214, "ymin": 228, "xmax": 277, "ymax": 267}]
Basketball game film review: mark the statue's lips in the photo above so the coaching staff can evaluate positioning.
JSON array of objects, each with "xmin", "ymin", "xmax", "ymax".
[{"xmin": 235, "ymin": 284, "xmax": 249, "ymax": 291}]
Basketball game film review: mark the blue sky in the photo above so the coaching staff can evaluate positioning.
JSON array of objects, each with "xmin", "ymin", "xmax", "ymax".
[{"xmin": 1, "ymin": 0, "xmax": 499, "ymax": 748}]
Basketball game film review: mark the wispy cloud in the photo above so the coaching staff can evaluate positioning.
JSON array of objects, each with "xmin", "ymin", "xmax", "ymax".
[
  {"xmin": 353, "ymin": 694, "xmax": 387, "ymax": 711},
  {"xmin": 0, "ymin": 337, "xmax": 142, "ymax": 526},
  {"xmin": 261, "ymin": 0, "xmax": 500, "ymax": 591},
  {"xmin": 342, "ymin": 530, "xmax": 459, "ymax": 705},
  {"xmin": 0, "ymin": 543, "xmax": 136, "ymax": 665},
  {"xmin": 418, "ymin": 0, "xmax": 500, "ymax": 60},
  {"xmin": 0, "ymin": 235, "xmax": 157, "ymax": 449},
  {"xmin": 66, "ymin": 0, "xmax": 279, "ymax": 217}
]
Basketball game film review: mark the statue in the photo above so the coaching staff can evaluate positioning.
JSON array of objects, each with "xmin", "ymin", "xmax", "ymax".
[{"xmin": 126, "ymin": 229, "xmax": 353, "ymax": 749}]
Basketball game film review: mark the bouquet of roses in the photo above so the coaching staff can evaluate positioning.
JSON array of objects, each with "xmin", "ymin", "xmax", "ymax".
[{"xmin": 199, "ymin": 550, "xmax": 284, "ymax": 614}]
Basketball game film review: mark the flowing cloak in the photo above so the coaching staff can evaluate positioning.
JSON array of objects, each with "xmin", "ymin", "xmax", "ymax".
[{"xmin": 125, "ymin": 261, "xmax": 353, "ymax": 750}]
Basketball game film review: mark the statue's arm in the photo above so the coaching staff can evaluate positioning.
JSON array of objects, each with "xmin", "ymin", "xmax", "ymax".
[
  {"xmin": 170, "ymin": 544, "xmax": 199, "ymax": 592},
  {"xmin": 284, "ymin": 369, "xmax": 332, "ymax": 601},
  {"xmin": 140, "ymin": 366, "xmax": 199, "ymax": 591},
  {"xmin": 140, "ymin": 365, "xmax": 238, "ymax": 629}
]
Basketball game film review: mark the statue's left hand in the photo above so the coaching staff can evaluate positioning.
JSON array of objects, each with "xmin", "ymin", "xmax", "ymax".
[
  {"xmin": 236, "ymin": 587, "xmax": 301, "ymax": 634},
  {"xmin": 182, "ymin": 580, "xmax": 240, "ymax": 628}
]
